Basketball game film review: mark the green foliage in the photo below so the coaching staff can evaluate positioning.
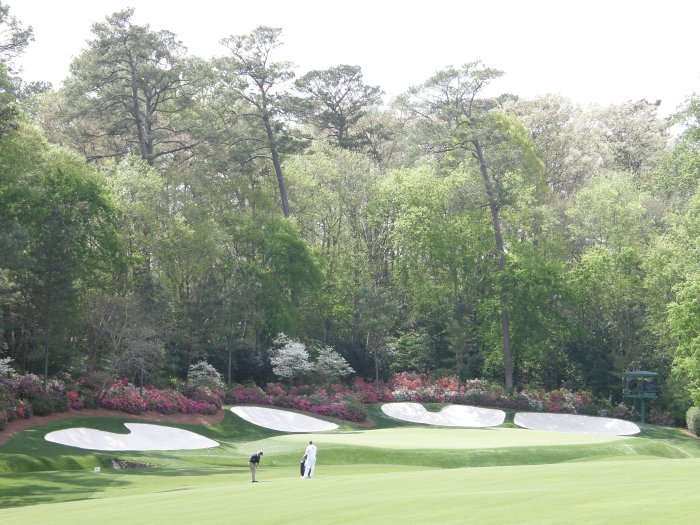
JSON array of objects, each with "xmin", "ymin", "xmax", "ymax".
[
  {"xmin": 30, "ymin": 395, "xmax": 57, "ymax": 416},
  {"xmin": 0, "ymin": 62, "xmax": 18, "ymax": 137},
  {"xmin": 295, "ymin": 64, "xmax": 383, "ymax": 150},
  {"xmin": 1, "ymin": 122, "xmax": 125, "ymax": 377},
  {"xmin": 567, "ymin": 171, "xmax": 652, "ymax": 252},
  {"xmin": 3, "ymin": 8, "xmax": 699, "ymax": 418},
  {"xmin": 686, "ymin": 406, "xmax": 700, "ymax": 435},
  {"xmin": 48, "ymin": 8, "xmax": 201, "ymax": 165},
  {"xmin": 668, "ymin": 276, "xmax": 700, "ymax": 406}
]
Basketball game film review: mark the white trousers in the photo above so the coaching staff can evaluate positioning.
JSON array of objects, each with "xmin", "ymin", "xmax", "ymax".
[{"xmin": 303, "ymin": 458, "xmax": 316, "ymax": 477}]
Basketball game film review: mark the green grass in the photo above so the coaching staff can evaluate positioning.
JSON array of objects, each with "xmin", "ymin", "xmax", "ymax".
[{"xmin": 1, "ymin": 407, "xmax": 700, "ymax": 524}]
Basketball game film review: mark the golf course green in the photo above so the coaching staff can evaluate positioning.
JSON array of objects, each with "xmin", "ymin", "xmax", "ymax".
[{"xmin": 1, "ymin": 405, "xmax": 699, "ymax": 524}]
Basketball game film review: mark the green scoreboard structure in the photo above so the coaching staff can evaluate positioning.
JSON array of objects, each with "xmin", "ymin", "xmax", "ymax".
[{"xmin": 623, "ymin": 371, "xmax": 659, "ymax": 424}]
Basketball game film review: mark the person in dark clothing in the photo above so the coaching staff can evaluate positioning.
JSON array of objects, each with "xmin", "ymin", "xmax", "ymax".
[{"xmin": 249, "ymin": 450, "xmax": 263, "ymax": 482}]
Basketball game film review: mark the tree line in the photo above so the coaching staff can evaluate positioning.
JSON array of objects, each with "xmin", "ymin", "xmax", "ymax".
[{"xmin": 2, "ymin": 5, "xmax": 700, "ymax": 418}]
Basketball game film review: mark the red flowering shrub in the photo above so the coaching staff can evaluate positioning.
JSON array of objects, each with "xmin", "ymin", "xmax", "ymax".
[
  {"xmin": 432, "ymin": 376, "xmax": 460, "ymax": 392},
  {"xmin": 67, "ymin": 390, "xmax": 84, "ymax": 410}
]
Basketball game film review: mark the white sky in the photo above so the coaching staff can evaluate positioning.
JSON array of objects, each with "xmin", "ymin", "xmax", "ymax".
[{"xmin": 6, "ymin": 0, "xmax": 700, "ymax": 116}]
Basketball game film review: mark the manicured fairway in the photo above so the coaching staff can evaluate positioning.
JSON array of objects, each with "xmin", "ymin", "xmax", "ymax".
[
  {"xmin": 1, "ymin": 408, "xmax": 699, "ymax": 524},
  {"xmin": 271, "ymin": 426, "xmax": 630, "ymax": 449},
  {"xmin": 1, "ymin": 458, "xmax": 698, "ymax": 524}
]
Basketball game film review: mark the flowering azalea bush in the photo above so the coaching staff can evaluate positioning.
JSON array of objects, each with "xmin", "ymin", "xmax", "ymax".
[
  {"xmin": 97, "ymin": 381, "xmax": 224, "ymax": 416},
  {"xmin": 66, "ymin": 390, "xmax": 84, "ymax": 410},
  {"xmin": 309, "ymin": 400, "xmax": 367, "ymax": 422},
  {"xmin": 0, "ymin": 373, "xmax": 226, "ymax": 425},
  {"xmin": 223, "ymin": 373, "xmax": 605, "ymax": 424},
  {"xmin": 0, "ymin": 380, "xmax": 31, "ymax": 428},
  {"xmin": 350, "ymin": 377, "xmax": 392, "ymax": 403},
  {"xmin": 185, "ymin": 387, "xmax": 223, "ymax": 410},
  {"xmin": 99, "ymin": 383, "xmax": 148, "ymax": 414},
  {"xmin": 0, "ymin": 368, "xmax": 672, "ymax": 428},
  {"xmin": 17, "ymin": 374, "xmax": 44, "ymax": 400},
  {"xmin": 264, "ymin": 383, "xmax": 286, "ymax": 397},
  {"xmin": 144, "ymin": 388, "xmax": 186, "ymax": 414},
  {"xmin": 225, "ymin": 383, "xmax": 271, "ymax": 405}
]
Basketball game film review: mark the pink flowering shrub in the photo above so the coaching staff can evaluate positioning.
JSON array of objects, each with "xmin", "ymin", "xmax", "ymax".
[
  {"xmin": 648, "ymin": 410, "xmax": 676, "ymax": 426},
  {"xmin": 0, "ymin": 370, "xmax": 659, "ymax": 427},
  {"xmin": 0, "ymin": 381, "xmax": 32, "ymax": 426},
  {"xmin": 186, "ymin": 399, "xmax": 219, "ymax": 415},
  {"xmin": 264, "ymin": 383, "xmax": 286, "ymax": 397},
  {"xmin": 96, "ymin": 382, "xmax": 223, "ymax": 416},
  {"xmin": 393, "ymin": 372, "xmax": 424, "ymax": 391},
  {"xmin": 380, "ymin": 374, "xmax": 592, "ymax": 414},
  {"xmin": 144, "ymin": 389, "xmax": 186, "ymax": 414},
  {"xmin": 185, "ymin": 387, "xmax": 223, "ymax": 410},
  {"xmin": 99, "ymin": 383, "xmax": 147, "ymax": 414},
  {"xmin": 17, "ymin": 374, "xmax": 44, "ymax": 400},
  {"xmin": 309, "ymin": 401, "xmax": 367, "ymax": 422},
  {"xmin": 225, "ymin": 383, "xmax": 271, "ymax": 405},
  {"xmin": 351, "ymin": 377, "xmax": 391, "ymax": 402}
]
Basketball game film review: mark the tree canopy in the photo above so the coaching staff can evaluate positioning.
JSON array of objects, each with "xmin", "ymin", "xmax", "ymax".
[{"xmin": 3, "ymin": 6, "xmax": 700, "ymax": 420}]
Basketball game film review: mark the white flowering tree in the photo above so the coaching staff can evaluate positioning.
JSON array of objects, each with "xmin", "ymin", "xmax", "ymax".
[
  {"xmin": 314, "ymin": 345, "xmax": 354, "ymax": 385},
  {"xmin": 188, "ymin": 360, "xmax": 225, "ymax": 391},
  {"xmin": 269, "ymin": 333, "xmax": 313, "ymax": 391},
  {"xmin": 0, "ymin": 355, "xmax": 16, "ymax": 379}
]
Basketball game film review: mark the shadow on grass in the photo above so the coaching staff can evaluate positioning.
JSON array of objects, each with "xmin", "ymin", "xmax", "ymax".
[
  {"xmin": 1, "ymin": 467, "xmax": 243, "ymax": 509},
  {"xmin": 0, "ymin": 470, "xmax": 127, "ymax": 508}
]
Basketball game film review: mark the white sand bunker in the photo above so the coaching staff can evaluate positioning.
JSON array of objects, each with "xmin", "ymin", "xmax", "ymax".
[
  {"xmin": 44, "ymin": 423, "xmax": 220, "ymax": 451},
  {"xmin": 514, "ymin": 412, "xmax": 641, "ymax": 436},
  {"xmin": 231, "ymin": 406, "xmax": 339, "ymax": 432},
  {"xmin": 381, "ymin": 402, "xmax": 506, "ymax": 427}
]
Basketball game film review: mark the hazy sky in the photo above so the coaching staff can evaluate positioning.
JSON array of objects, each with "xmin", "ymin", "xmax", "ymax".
[{"xmin": 6, "ymin": 0, "xmax": 699, "ymax": 115}]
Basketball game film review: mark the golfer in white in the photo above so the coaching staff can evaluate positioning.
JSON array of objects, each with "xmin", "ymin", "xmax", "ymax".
[{"xmin": 302, "ymin": 440, "xmax": 317, "ymax": 478}]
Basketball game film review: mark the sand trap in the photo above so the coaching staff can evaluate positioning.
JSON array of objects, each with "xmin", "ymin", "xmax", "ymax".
[
  {"xmin": 514, "ymin": 412, "xmax": 641, "ymax": 436},
  {"xmin": 381, "ymin": 402, "xmax": 506, "ymax": 427},
  {"xmin": 231, "ymin": 406, "xmax": 339, "ymax": 432},
  {"xmin": 44, "ymin": 423, "xmax": 220, "ymax": 451}
]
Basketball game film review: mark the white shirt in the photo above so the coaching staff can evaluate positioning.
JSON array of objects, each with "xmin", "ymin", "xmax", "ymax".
[{"xmin": 304, "ymin": 443, "xmax": 317, "ymax": 462}]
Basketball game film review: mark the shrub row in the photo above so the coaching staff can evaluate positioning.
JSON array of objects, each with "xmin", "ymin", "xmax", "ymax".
[
  {"xmin": 0, "ymin": 374, "xmax": 223, "ymax": 429},
  {"xmin": 1, "ymin": 371, "xmax": 678, "ymax": 430}
]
